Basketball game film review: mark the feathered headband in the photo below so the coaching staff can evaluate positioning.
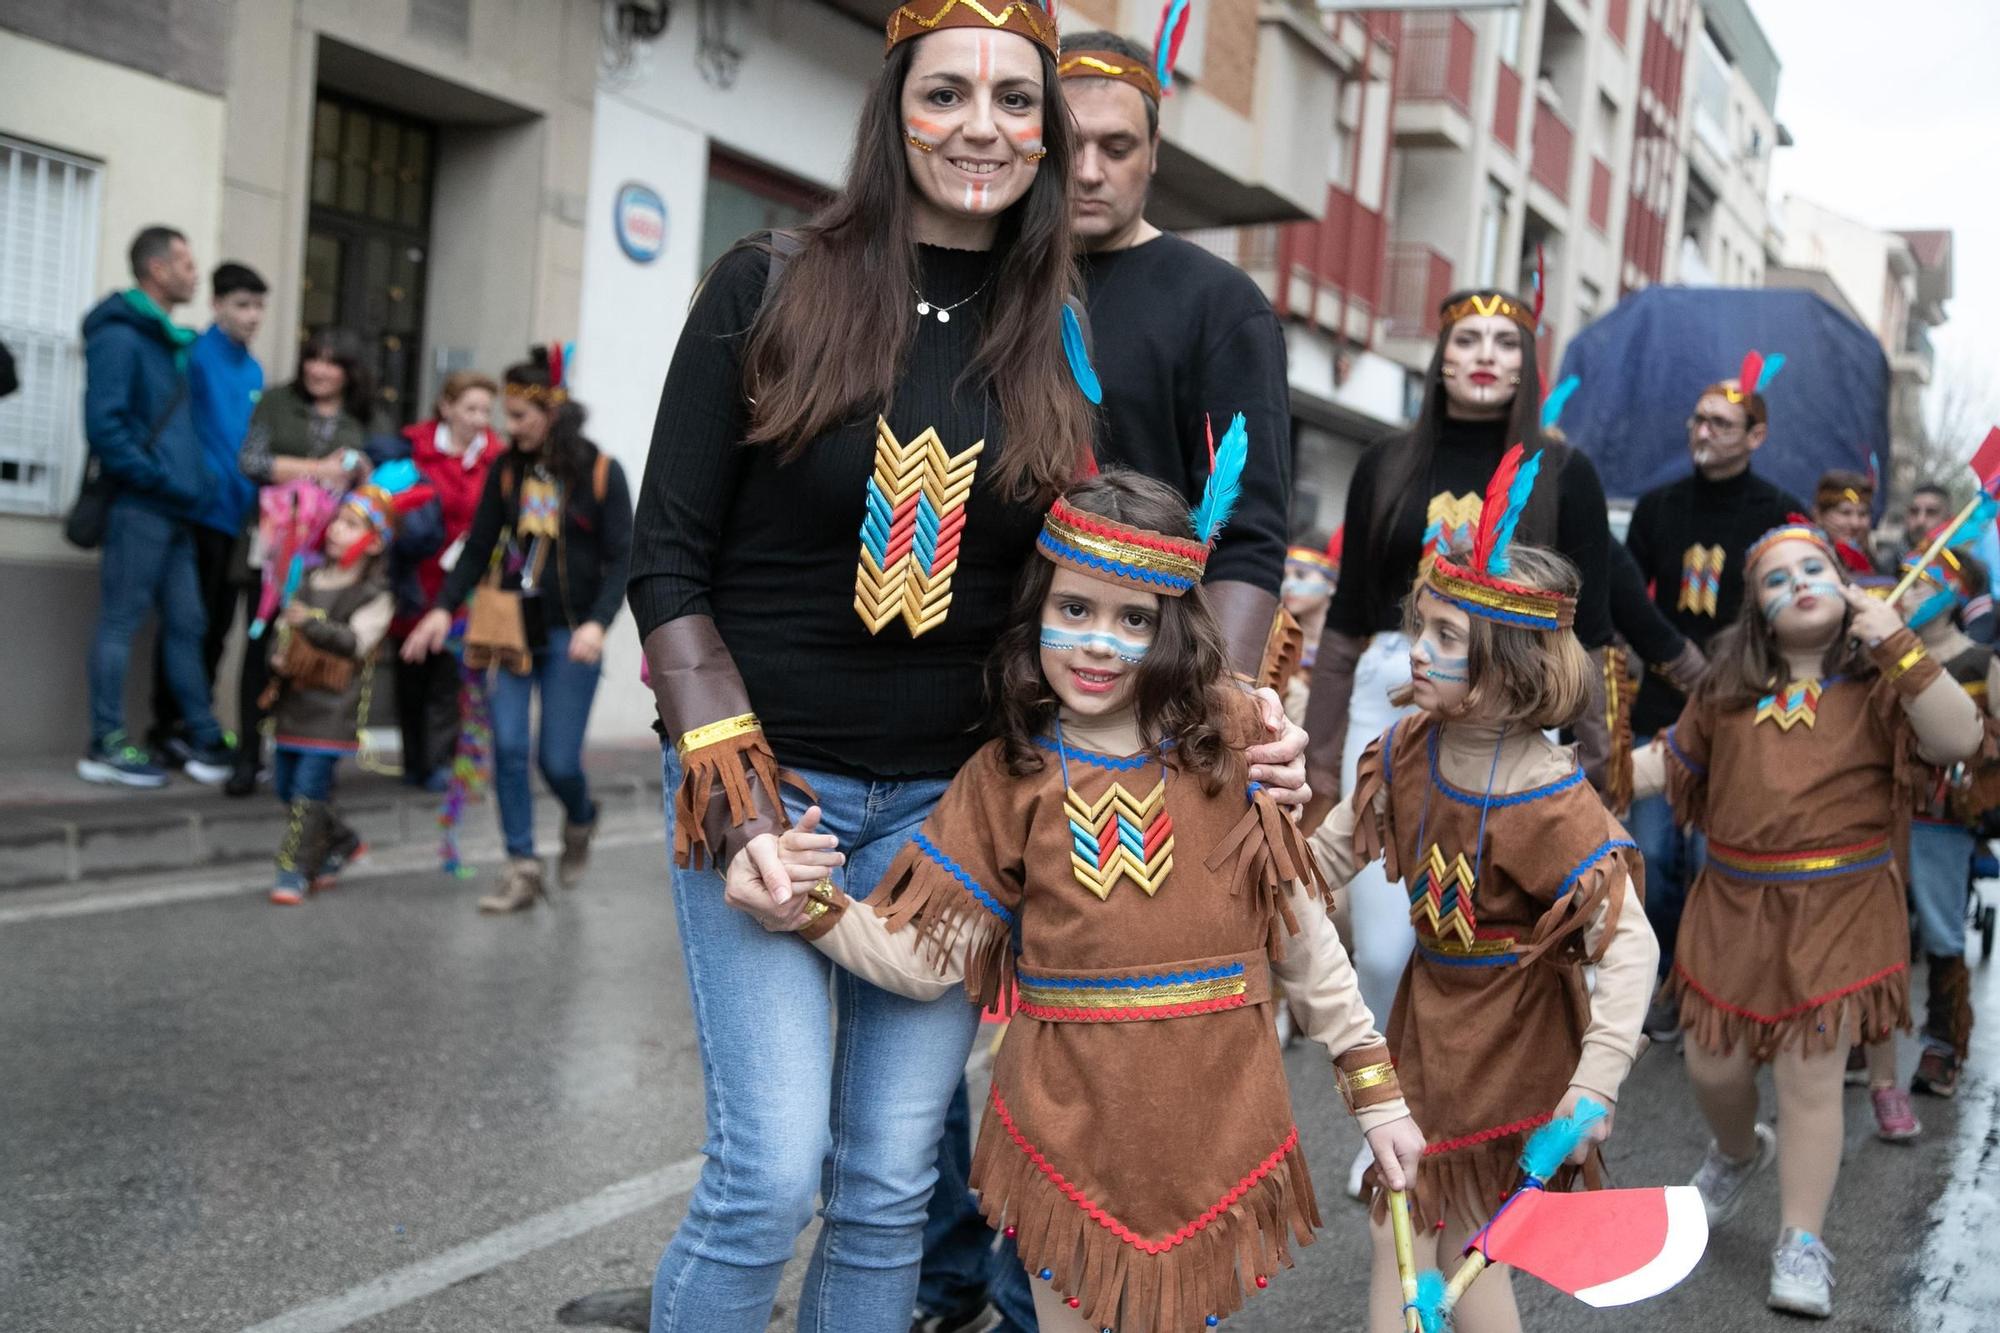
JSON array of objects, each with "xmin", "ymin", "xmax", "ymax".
[
  {"xmin": 1900, "ymin": 500, "xmax": 1995, "ymax": 602},
  {"xmin": 1742, "ymin": 513, "xmax": 1838, "ymax": 579},
  {"xmin": 1058, "ymin": 49, "xmax": 1164, "ymax": 102},
  {"xmin": 1723, "ymin": 348, "xmax": 1785, "ymax": 404},
  {"xmin": 506, "ymin": 341, "xmax": 573, "ymax": 406},
  {"xmin": 1421, "ymin": 444, "xmax": 1575, "ymax": 632},
  {"xmin": 339, "ymin": 458, "xmax": 435, "ymax": 566},
  {"xmin": 1439, "ymin": 290, "xmax": 1537, "ymax": 334},
  {"xmin": 885, "ymin": 0, "xmax": 1058, "ymax": 58},
  {"xmin": 1038, "ymin": 413, "xmax": 1248, "ymax": 596}
]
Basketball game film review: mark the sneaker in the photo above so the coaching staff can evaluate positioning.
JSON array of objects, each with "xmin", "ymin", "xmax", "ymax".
[
  {"xmin": 1644, "ymin": 992, "xmax": 1682, "ymax": 1043},
  {"xmin": 180, "ymin": 740, "xmax": 234, "ymax": 786},
  {"xmin": 1912, "ymin": 1045, "xmax": 1960, "ymax": 1098},
  {"xmin": 1870, "ymin": 1085, "xmax": 1921, "ymax": 1141},
  {"xmin": 78, "ymin": 733, "xmax": 169, "ymax": 789},
  {"xmin": 1691, "ymin": 1123, "xmax": 1776, "ymax": 1226},
  {"xmin": 224, "ymin": 762, "xmax": 261, "ymax": 798},
  {"xmin": 1346, "ymin": 1141, "xmax": 1374, "ymax": 1201},
  {"xmin": 270, "ymin": 878, "xmax": 305, "ymax": 907},
  {"xmin": 910, "ymin": 1302, "xmax": 1000, "ymax": 1333},
  {"xmin": 1767, "ymin": 1227, "xmax": 1834, "ymax": 1318},
  {"xmin": 1843, "ymin": 1044, "xmax": 1868, "ymax": 1086},
  {"xmin": 314, "ymin": 827, "xmax": 366, "ymax": 894}
]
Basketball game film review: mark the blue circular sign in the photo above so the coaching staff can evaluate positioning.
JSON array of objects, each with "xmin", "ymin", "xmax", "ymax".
[{"xmin": 614, "ymin": 182, "xmax": 667, "ymax": 264}]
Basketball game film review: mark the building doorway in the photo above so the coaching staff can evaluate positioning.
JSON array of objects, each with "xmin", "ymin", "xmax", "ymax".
[{"xmin": 303, "ymin": 92, "xmax": 435, "ymax": 432}]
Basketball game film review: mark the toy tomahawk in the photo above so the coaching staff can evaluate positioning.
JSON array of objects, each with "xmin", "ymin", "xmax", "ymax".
[{"xmin": 1391, "ymin": 1099, "xmax": 1709, "ymax": 1331}]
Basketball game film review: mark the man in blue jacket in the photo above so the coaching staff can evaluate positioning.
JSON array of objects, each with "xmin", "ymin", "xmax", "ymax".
[
  {"xmin": 147, "ymin": 261, "xmax": 267, "ymax": 760},
  {"xmin": 78, "ymin": 226, "xmax": 234, "ymax": 787}
]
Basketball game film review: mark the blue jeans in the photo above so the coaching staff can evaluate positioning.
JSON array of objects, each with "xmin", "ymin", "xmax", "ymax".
[
  {"xmin": 1909, "ymin": 821, "xmax": 1974, "ymax": 957},
  {"xmin": 920, "ymin": 1080, "xmax": 1035, "ymax": 1332},
  {"xmin": 88, "ymin": 497, "xmax": 221, "ymax": 747},
  {"xmin": 489, "ymin": 628, "xmax": 600, "ymax": 858},
  {"xmin": 1629, "ymin": 794, "xmax": 1703, "ymax": 977},
  {"xmin": 273, "ymin": 748, "xmax": 338, "ymax": 803},
  {"xmin": 651, "ymin": 749, "xmax": 982, "ymax": 1333}
]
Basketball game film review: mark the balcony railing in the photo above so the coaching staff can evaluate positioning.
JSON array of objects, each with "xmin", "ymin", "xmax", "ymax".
[
  {"xmin": 1395, "ymin": 13, "xmax": 1475, "ymax": 116},
  {"xmin": 1531, "ymin": 99, "xmax": 1574, "ymax": 201},
  {"xmin": 1180, "ymin": 226, "xmax": 1281, "ymax": 274},
  {"xmin": 1492, "ymin": 64, "xmax": 1523, "ymax": 153},
  {"xmin": 1589, "ymin": 157, "xmax": 1613, "ymax": 232},
  {"xmin": 1385, "ymin": 242, "xmax": 1455, "ymax": 340}
]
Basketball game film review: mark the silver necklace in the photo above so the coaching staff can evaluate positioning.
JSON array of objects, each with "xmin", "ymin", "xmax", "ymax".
[{"xmin": 912, "ymin": 275, "xmax": 990, "ymax": 324}]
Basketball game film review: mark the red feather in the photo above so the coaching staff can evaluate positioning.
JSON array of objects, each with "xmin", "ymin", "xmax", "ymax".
[
  {"xmin": 1471, "ymin": 444, "xmax": 1527, "ymax": 570},
  {"xmin": 1972, "ymin": 426, "xmax": 2000, "ymax": 497},
  {"xmin": 548, "ymin": 342, "xmax": 566, "ymax": 390},
  {"xmin": 1533, "ymin": 244, "xmax": 1546, "ymax": 330},
  {"xmin": 1737, "ymin": 349, "xmax": 1763, "ymax": 398}
]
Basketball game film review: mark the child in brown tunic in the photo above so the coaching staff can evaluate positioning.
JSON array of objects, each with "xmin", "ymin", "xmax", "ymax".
[
  {"xmin": 724, "ymin": 471, "xmax": 1425, "ymax": 1333},
  {"xmin": 1310, "ymin": 448, "xmax": 1655, "ymax": 1333},
  {"xmin": 1629, "ymin": 515, "xmax": 1979, "ymax": 1320}
]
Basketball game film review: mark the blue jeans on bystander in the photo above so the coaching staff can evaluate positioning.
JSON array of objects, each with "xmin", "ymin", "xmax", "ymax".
[
  {"xmin": 87, "ymin": 497, "xmax": 223, "ymax": 748},
  {"xmin": 490, "ymin": 627, "xmax": 601, "ymax": 858},
  {"xmin": 650, "ymin": 748, "xmax": 982, "ymax": 1333}
]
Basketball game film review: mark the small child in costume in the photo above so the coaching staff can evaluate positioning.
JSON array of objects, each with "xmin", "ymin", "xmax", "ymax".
[
  {"xmin": 1628, "ymin": 514, "xmax": 1980, "ymax": 1319},
  {"xmin": 725, "ymin": 464, "xmax": 1427, "ymax": 1333},
  {"xmin": 1308, "ymin": 445, "xmax": 1657, "ymax": 1333},
  {"xmin": 264, "ymin": 461, "xmax": 430, "ymax": 905}
]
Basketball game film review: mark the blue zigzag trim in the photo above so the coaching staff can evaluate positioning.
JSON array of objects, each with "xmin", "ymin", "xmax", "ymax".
[
  {"xmin": 1557, "ymin": 839, "xmax": 1637, "ymax": 898},
  {"xmin": 1036, "ymin": 531, "xmax": 1197, "ymax": 592},
  {"xmin": 1664, "ymin": 725, "xmax": 1705, "ymax": 777},
  {"xmin": 1427, "ymin": 729, "xmax": 1583, "ymax": 807},
  {"xmin": 913, "ymin": 831, "xmax": 1014, "ymax": 925},
  {"xmin": 1019, "ymin": 962, "xmax": 1246, "ymax": 990},
  {"xmin": 1031, "ymin": 736, "xmax": 1162, "ymax": 770}
]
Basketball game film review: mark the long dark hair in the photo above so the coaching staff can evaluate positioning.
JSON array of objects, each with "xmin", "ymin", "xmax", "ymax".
[
  {"xmin": 294, "ymin": 328, "xmax": 374, "ymax": 423},
  {"xmin": 1369, "ymin": 289, "xmax": 1562, "ymax": 548},
  {"xmin": 989, "ymin": 472, "xmax": 1235, "ymax": 792},
  {"xmin": 741, "ymin": 37, "xmax": 1088, "ymax": 502},
  {"xmin": 501, "ymin": 347, "xmax": 596, "ymax": 497}
]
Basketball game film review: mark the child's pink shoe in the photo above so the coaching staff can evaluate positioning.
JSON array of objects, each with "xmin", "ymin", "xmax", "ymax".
[
  {"xmin": 1870, "ymin": 1085, "xmax": 1921, "ymax": 1141},
  {"xmin": 270, "ymin": 886, "xmax": 305, "ymax": 906}
]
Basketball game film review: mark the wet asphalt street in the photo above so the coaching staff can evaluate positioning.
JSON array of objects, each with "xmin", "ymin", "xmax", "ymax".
[{"xmin": 3, "ymin": 839, "xmax": 1996, "ymax": 1333}]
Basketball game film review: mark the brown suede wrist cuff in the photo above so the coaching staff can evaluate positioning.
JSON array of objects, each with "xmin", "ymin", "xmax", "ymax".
[
  {"xmin": 1334, "ymin": 1042, "xmax": 1402, "ymax": 1112},
  {"xmin": 1872, "ymin": 627, "xmax": 1942, "ymax": 697}
]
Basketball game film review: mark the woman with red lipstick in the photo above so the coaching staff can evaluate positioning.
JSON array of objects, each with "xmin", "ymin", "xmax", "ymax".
[
  {"xmin": 1298, "ymin": 288, "xmax": 1617, "ymax": 1196},
  {"xmin": 628, "ymin": 4, "xmax": 1310, "ymax": 1328}
]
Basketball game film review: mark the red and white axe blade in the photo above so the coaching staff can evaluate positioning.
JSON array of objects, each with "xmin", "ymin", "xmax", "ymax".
[{"xmin": 1476, "ymin": 1185, "xmax": 1708, "ymax": 1307}]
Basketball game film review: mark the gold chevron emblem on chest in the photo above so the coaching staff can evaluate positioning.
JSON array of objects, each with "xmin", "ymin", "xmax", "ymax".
[
  {"xmin": 1065, "ymin": 779, "xmax": 1175, "ymax": 900},
  {"xmin": 854, "ymin": 419, "xmax": 984, "ymax": 638},
  {"xmin": 1407, "ymin": 843, "xmax": 1479, "ymax": 949}
]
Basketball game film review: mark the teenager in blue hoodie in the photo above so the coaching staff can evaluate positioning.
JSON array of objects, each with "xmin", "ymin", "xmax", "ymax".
[
  {"xmin": 147, "ymin": 261, "xmax": 267, "ymax": 759},
  {"xmin": 78, "ymin": 226, "xmax": 234, "ymax": 788}
]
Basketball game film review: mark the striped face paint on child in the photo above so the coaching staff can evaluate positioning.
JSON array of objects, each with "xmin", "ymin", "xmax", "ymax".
[
  {"xmin": 1416, "ymin": 639, "xmax": 1469, "ymax": 683},
  {"xmin": 1040, "ymin": 626, "xmax": 1152, "ymax": 664}
]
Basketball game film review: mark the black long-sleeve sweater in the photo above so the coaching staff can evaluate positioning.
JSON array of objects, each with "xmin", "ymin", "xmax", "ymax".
[
  {"xmin": 1326, "ymin": 415, "xmax": 1614, "ymax": 649},
  {"xmin": 438, "ymin": 451, "xmax": 633, "ymax": 632},
  {"xmin": 1624, "ymin": 466, "xmax": 1805, "ymax": 734},
  {"xmin": 626, "ymin": 243, "xmax": 1050, "ymax": 781},
  {"xmin": 1606, "ymin": 540, "xmax": 1688, "ymax": 668},
  {"xmin": 1079, "ymin": 233, "xmax": 1289, "ymax": 596}
]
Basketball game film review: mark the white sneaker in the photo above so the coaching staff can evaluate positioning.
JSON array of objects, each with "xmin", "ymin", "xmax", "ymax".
[
  {"xmin": 1690, "ymin": 1123, "xmax": 1776, "ymax": 1226},
  {"xmin": 1346, "ymin": 1141, "xmax": 1374, "ymax": 1201},
  {"xmin": 1768, "ymin": 1227, "xmax": 1834, "ymax": 1318}
]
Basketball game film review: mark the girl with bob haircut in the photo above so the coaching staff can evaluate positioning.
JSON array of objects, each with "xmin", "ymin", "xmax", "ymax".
[
  {"xmin": 1311, "ymin": 446, "xmax": 1657, "ymax": 1333},
  {"xmin": 724, "ymin": 466, "xmax": 1425, "ymax": 1333},
  {"xmin": 1629, "ymin": 515, "xmax": 1979, "ymax": 1320}
]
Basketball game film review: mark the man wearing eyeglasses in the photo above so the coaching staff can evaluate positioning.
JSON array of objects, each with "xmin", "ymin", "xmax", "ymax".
[{"xmin": 1623, "ymin": 374, "xmax": 1805, "ymax": 1039}]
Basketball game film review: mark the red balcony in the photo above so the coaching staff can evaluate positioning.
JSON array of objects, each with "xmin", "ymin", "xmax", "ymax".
[
  {"xmin": 1530, "ymin": 100, "xmax": 1574, "ymax": 202},
  {"xmin": 1607, "ymin": 0, "xmax": 1630, "ymax": 47},
  {"xmin": 1395, "ymin": 13, "xmax": 1475, "ymax": 116},
  {"xmin": 1589, "ymin": 157, "xmax": 1613, "ymax": 232},
  {"xmin": 1492, "ymin": 64, "xmax": 1523, "ymax": 153},
  {"xmin": 1385, "ymin": 242, "xmax": 1455, "ymax": 341}
]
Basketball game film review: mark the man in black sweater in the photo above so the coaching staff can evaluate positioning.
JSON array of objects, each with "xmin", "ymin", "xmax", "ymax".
[
  {"xmin": 1624, "ymin": 374, "xmax": 1804, "ymax": 1035},
  {"xmin": 914, "ymin": 32, "xmax": 1295, "ymax": 1333}
]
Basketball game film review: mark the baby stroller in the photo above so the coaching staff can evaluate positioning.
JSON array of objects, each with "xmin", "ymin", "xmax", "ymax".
[{"xmin": 1972, "ymin": 840, "xmax": 1997, "ymax": 963}]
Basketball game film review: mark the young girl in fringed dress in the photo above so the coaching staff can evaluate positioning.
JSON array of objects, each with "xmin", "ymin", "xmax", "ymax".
[
  {"xmin": 1629, "ymin": 515, "xmax": 1979, "ymax": 1320},
  {"xmin": 725, "ymin": 465, "xmax": 1426, "ymax": 1333},
  {"xmin": 1309, "ymin": 445, "xmax": 1658, "ymax": 1333}
]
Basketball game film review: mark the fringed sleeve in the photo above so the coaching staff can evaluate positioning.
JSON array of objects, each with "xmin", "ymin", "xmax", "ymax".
[
  {"xmin": 1347, "ymin": 723, "xmax": 1403, "ymax": 883},
  {"xmin": 1204, "ymin": 785, "xmax": 1332, "ymax": 957},
  {"xmin": 1603, "ymin": 645, "xmax": 1638, "ymax": 817},
  {"xmin": 871, "ymin": 742, "xmax": 1026, "ymax": 1012},
  {"xmin": 673, "ymin": 718, "xmax": 815, "ymax": 870},
  {"xmin": 1657, "ymin": 695, "xmax": 1713, "ymax": 831},
  {"xmin": 1257, "ymin": 606, "xmax": 1305, "ymax": 695}
]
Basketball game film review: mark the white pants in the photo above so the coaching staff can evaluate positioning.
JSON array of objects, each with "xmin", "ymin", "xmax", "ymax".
[{"xmin": 1341, "ymin": 631, "xmax": 1419, "ymax": 1033}]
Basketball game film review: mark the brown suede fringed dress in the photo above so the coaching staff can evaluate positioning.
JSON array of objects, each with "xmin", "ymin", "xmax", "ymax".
[
  {"xmin": 850, "ymin": 719, "xmax": 1395, "ymax": 1333},
  {"xmin": 1659, "ymin": 646, "xmax": 1933, "ymax": 1063},
  {"xmin": 1351, "ymin": 715, "xmax": 1642, "ymax": 1230}
]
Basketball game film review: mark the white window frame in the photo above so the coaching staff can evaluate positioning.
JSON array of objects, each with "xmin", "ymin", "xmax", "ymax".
[{"xmin": 0, "ymin": 135, "xmax": 103, "ymax": 518}]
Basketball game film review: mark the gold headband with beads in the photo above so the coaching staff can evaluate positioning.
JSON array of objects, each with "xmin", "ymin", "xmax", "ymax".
[
  {"xmin": 1742, "ymin": 515, "xmax": 1838, "ymax": 580},
  {"xmin": 506, "ymin": 383, "xmax": 568, "ymax": 406},
  {"xmin": 1058, "ymin": 50, "xmax": 1163, "ymax": 102},
  {"xmin": 885, "ymin": 0, "xmax": 1058, "ymax": 57},
  {"xmin": 1439, "ymin": 291, "xmax": 1537, "ymax": 333}
]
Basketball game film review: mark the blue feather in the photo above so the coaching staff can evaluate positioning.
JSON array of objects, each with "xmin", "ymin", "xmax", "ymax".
[
  {"xmin": 1519, "ymin": 1096, "xmax": 1608, "ymax": 1185},
  {"xmin": 1191, "ymin": 412, "xmax": 1248, "ymax": 544},
  {"xmin": 1540, "ymin": 375, "xmax": 1580, "ymax": 432},
  {"xmin": 1485, "ymin": 449, "xmax": 1544, "ymax": 577},
  {"xmin": 1755, "ymin": 352, "xmax": 1786, "ymax": 393},
  {"xmin": 1410, "ymin": 1269, "xmax": 1451, "ymax": 1333},
  {"xmin": 369, "ymin": 457, "xmax": 422, "ymax": 496},
  {"xmin": 1156, "ymin": 0, "xmax": 1189, "ymax": 89},
  {"xmin": 1062, "ymin": 304, "xmax": 1103, "ymax": 406}
]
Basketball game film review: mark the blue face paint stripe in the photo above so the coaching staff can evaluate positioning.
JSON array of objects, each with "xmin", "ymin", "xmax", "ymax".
[{"xmin": 1040, "ymin": 626, "xmax": 1150, "ymax": 664}]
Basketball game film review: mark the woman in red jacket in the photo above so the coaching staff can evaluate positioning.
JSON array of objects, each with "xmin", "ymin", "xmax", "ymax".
[{"xmin": 395, "ymin": 371, "xmax": 504, "ymax": 789}]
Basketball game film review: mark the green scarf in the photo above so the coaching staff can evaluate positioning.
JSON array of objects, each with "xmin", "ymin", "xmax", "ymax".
[{"xmin": 122, "ymin": 288, "xmax": 197, "ymax": 371}]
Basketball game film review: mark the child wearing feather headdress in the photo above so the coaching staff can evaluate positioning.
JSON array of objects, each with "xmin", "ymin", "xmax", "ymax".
[
  {"xmin": 721, "ymin": 445, "xmax": 1426, "ymax": 1333},
  {"xmin": 1627, "ymin": 512, "xmax": 1979, "ymax": 1319},
  {"xmin": 263, "ymin": 460, "xmax": 431, "ymax": 905},
  {"xmin": 1308, "ymin": 444, "xmax": 1658, "ymax": 1333}
]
